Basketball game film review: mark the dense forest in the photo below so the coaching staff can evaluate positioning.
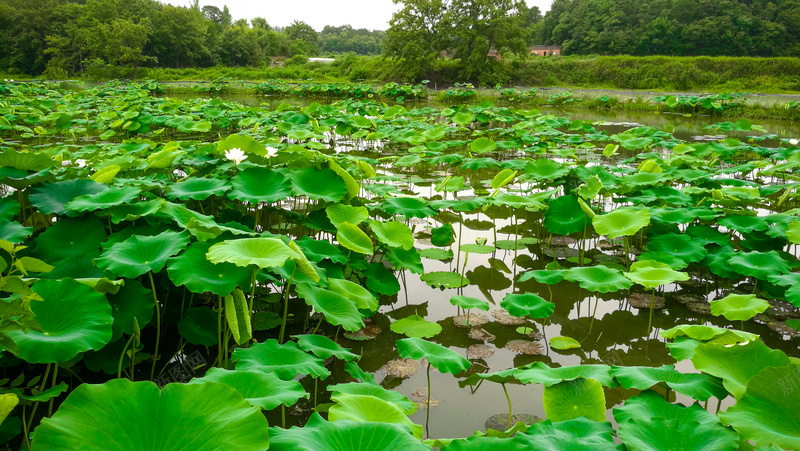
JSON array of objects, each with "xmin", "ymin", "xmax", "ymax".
[
  {"xmin": 0, "ymin": 0, "xmax": 386, "ymax": 76},
  {"xmin": 539, "ymin": 0, "xmax": 800, "ymax": 56}
]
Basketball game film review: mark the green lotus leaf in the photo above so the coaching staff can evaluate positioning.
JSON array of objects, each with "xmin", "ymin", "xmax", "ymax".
[
  {"xmin": 329, "ymin": 394, "xmax": 423, "ymax": 439},
  {"xmin": 430, "ymin": 223, "xmax": 455, "ymax": 247},
  {"xmin": 268, "ymin": 413, "xmax": 428, "ymax": 451},
  {"xmin": 369, "ymin": 220, "xmax": 414, "ymax": 250},
  {"xmin": 328, "ymin": 159, "xmax": 360, "ymax": 201},
  {"xmin": 449, "ymin": 295, "xmax": 490, "ymax": 311},
  {"xmin": 6, "ymin": 278, "xmax": 113, "ymax": 364},
  {"xmin": 420, "ymin": 271, "xmax": 469, "ymax": 288},
  {"xmin": 396, "ymin": 337, "xmax": 470, "ymax": 375},
  {"xmin": 458, "ymin": 368, "xmax": 520, "ymax": 388},
  {"xmin": 328, "ymin": 382, "xmax": 416, "ymax": 415},
  {"xmin": 620, "ymin": 172, "xmax": 668, "ymax": 189},
  {"xmin": 648, "ymin": 207, "xmax": 701, "ymax": 225},
  {"xmin": 563, "ymin": 266, "xmax": 633, "ymax": 293},
  {"xmin": 336, "ymin": 223, "xmax": 374, "ymax": 255},
  {"xmin": 543, "ymin": 377, "xmax": 606, "ymax": 422},
  {"xmin": 665, "ymin": 337, "xmax": 703, "ymax": 361},
  {"xmin": 229, "ymin": 167, "xmax": 291, "ymax": 204},
  {"xmin": 686, "ymin": 224, "xmax": 730, "ymax": 246},
  {"xmin": 381, "ymin": 197, "xmax": 437, "ymax": 218},
  {"xmin": 471, "ymin": 137, "xmax": 496, "ymax": 153},
  {"xmin": 636, "ymin": 250, "xmax": 688, "ymax": 270},
  {"xmin": 487, "ymin": 193, "xmax": 546, "ymax": 210},
  {"xmin": 168, "ymin": 177, "xmax": 231, "ymax": 201},
  {"xmin": 232, "ymin": 339, "xmax": 331, "ymax": 380},
  {"xmin": 327, "ymin": 204, "xmax": 369, "ymax": 227},
  {"xmin": 189, "ymin": 367, "xmax": 308, "ymax": 411},
  {"xmin": 462, "ymin": 157, "xmax": 501, "ymax": 171},
  {"xmin": 549, "ymin": 336, "xmax": 581, "ymax": 350},
  {"xmin": 729, "ymin": 251, "xmax": 791, "ymax": 280},
  {"xmin": 289, "ymin": 167, "xmax": 347, "ymax": 202},
  {"xmin": 501, "ymin": 293, "xmax": 554, "ymax": 319},
  {"xmin": 419, "ymin": 248, "xmax": 454, "ymax": 261},
  {"xmin": 102, "ymin": 198, "xmax": 165, "ymax": 224},
  {"xmin": 624, "ymin": 260, "xmax": 689, "ymax": 290},
  {"xmin": 156, "ymin": 202, "xmax": 254, "ymax": 241},
  {"xmin": 33, "ymin": 215, "xmax": 105, "ymax": 262},
  {"xmin": 0, "ymin": 393, "xmax": 18, "ymax": 426},
  {"xmin": 710, "ymin": 294, "xmax": 770, "ymax": 322},
  {"xmin": 296, "ymin": 334, "xmax": 359, "ymax": 361},
  {"xmin": 0, "ymin": 197, "xmax": 17, "ymax": 222},
  {"xmin": 543, "ymin": 194, "xmax": 588, "ymax": 235},
  {"xmin": 719, "ymin": 365, "xmax": 800, "ymax": 449},
  {"xmin": 514, "ymin": 362, "xmax": 615, "ymax": 387},
  {"xmin": 0, "ymin": 221, "xmax": 31, "ymax": 243},
  {"xmin": 518, "ymin": 269, "xmax": 564, "ymax": 284},
  {"xmin": 294, "ymin": 236, "xmax": 349, "ymax": 264},
  {"xmin": 660, "ymin": 324, "xmax": 759, "ymax": 343},
  {"xmin": 592, "ymin": 207, "xmax": 650, "ymax": 239},
  {"xmin": 385, "ymin": 247, "xmax": 425, "ymax": 274},
  {"xmin": 364, "ymin": 262, "xmax": 401, "ymax": 295},
  {"xmin": 29, "ymin": 180, "xmax": 108, "ymax": 215},
  {"xmin": 718, "ymin": 214, "xmax": 770, "ymax": 233},
  {"xmin": 167, "ymin": 240, "xmax": 252, "ymax": 296},
  {"xmin": 647, "ymin": 233, "xmax": 707, "ymax": 264},
  {"xmin": 691, "ymin": 340, "xmax": 790, "ymax": 399},
  {"xmin": 786, "ymin": 220, "xmax": 800, "ymax": 244},
  {"xmin": 106, "ymin": 280, "xmax": 154, "ymax": 341},
  {"xmin": 207, "ymin": 237, "xmax": 300, "ymax": 269},
  {"xmin": 217, "ymin": 132, "xmax": 269, "ymax": 157},
  {"xmin": 177, "ymin": 307, "xmax": 217, "ymax": 346},
  {"xmin": 610, "ymin": 364, "xmax": 728, "ymax": 401},
  {"xmin": 390, "ymin": 315, "xmax": 442, "ymax": 338},
  {"xmin": 614, "ymin": 390, "xmax": 738, "ymax": 451},
  {"xmin": 65, "ymin": 185, "xmax": 141, "ymax": 212},
  {"xmin": 459, "ymin": 244, "xmax": 494, "ymax": 254},
  {"xmin": 0, "ymin": 149, "xmax": 56, "ymax": 171},
  {"xmin": 96, "ymin": 230, "xmax": 191, "ymax": 278},
  {"xmin": 515, "ymin": 418, "xmax": 621, "ymax": 451},
  {"xmin": 327, "ymin": 278, "xmax": 379, "ymax": 311},
  {"xmin": 524, "ymin": 159, "xmax": 570, "ymax": 181},
  {"xmin": 33, "ymin": 379, "xmax": 269, "ymax": 450},
  {"xmin": 296, "ymin": 283, "xmax": 364, "ymax": 332}
]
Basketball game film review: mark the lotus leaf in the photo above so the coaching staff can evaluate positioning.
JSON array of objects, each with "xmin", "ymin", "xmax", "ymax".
[
  {"xmin": 692, "ymin": 340, "xmax": 790, "ymax": 399},
  {"xmin": 543, "ymin": 194, "xmax": 588, "ymax": 235},
  {"xmin": 177, "ymin": 307, "xmax": 217, "ymax": 346},
  {"xmin": 385, "ymin": 247, "xmax": 425, "ymax": 274},
  {"xmin": 96, "ymin": 230, "xmax": 190, "ymax": 278},
  {"xmin": 543, "ymin": 377, "xmax": 606, "ymax": 422},
  {"xmin": 106, "ymin": 280, "xmax": 154, "ymax": 341},
  {"xmin": 381, "ymin": 197, "xmax": 437, "ymax": 218},
  {"xmin": 515, "ymin": 418, "xmax": 621, "ymax": 451},
  {"xmin": 33, "ymin": 215, "xmax": 105, "ymax": 262},
  {"xmin": 228, "ymin": 167, "xmax": 291, "ymax": 204},
  {"xmin": 296, "ymin": 283, "xmax": 364, "ymax": 331},
  {"xmin": 420, "ymin": 271, "xmax": 469, "ymax": 288},
  {"xmin": 364, "ymin": 262, "xmax": 401, "ymax": 295},
  {"xmin": 336, "ymin": 222, "xmax": 374, "ymax": 255},
  {"xmin": 66, "ymin": 185, "xmax": 141, "ymax": 212},
  {"xmin": 327, "ymin": 204, "xmax": 369, "ymax": 227},
  {"xmin": 500, "ymin": 293, "xmax": 554, "ymax": 319},
  {"xmin": 449, "ymin": 295, "xmax": 490, "ymax": 311},
  {"xmin": 328, "ymin": 382, "xmax": 417, "ymax": 415},
  {"xmin": 289, "ymin": 167, "xmax": 347, "ymax": 202},
  {"xmin": 514, "ymin": 362, "xmax": 616, "ymax": 387},
  {"xmin": 719, "ymin": 214, "xmax": 770, "ymax": 233},
  {"xmin": 396, "ymin": 337, "xmax": 470, "ymax": 375},
  {"xmin": 189, "ymin": 368, "xmax": 308, "ymax": 410},
  {"xmin": 646, "ymin": 233, "xmax": 707, "ymax": 264},
  {"xmin": 661, "ymin": 324, "xmax": 759, "ymax": 342},
  {"xmin": 430, "ymin": 223, "xmax": 455, "ymax": 247},
  {"xmin": 518, "ymin": 269, "xmax": 564, "ymax": 284},
  {"xmin": 524, "ymin": 159, "xmax": 570, "ymax": 181},
  {"xmin": 207, "ymin": 237, "xmax": 300, "ymax": 269},
  {"xmin": 329, "ymin": 393, "xmax": 423, "ymax": 439},
  {"xmin": 592, "ymin": 207, "xmax": 650, "ymax": 239},
  {"xmin": 232, "ymin": 339, "xmax": 330, "ymax": 380},
  {"xmin": 327, "ymin": 278, "xmax": 379, "ymax": 311},
  {"xmin": 710, "ymin": 294, "xmax": 770, "ymax": 321},
  {"xmin": 624, "ymin": 260, "xmax": 689, "ymax": 290},
  {"xmin": 729, "ymin": 251, "xmax": 791, "ymax": 280},
  {"xmin": 610, "ymin": 364, "xmax": 728, "ymax": 401},
  {"xmin": 29, "ymin": 179, "xmax": 108, "ymax": 215},
  {"xmin": 563, "ymin": 266, "xmax": 633, "ymax": 293},
  {"xmin": 168, "ymin": 177, "xmax": 230, "ymax": 201},
  {"xmin": 549, "ymin": 336, "xmax": 581, "ymax": 350},
  {"xmin": 390, "ymin": 315, "xmax": 442, "ymax": 338},
  {"xmin": 296, "ymin": 334, "xmax": 359, "ymax": 361}
]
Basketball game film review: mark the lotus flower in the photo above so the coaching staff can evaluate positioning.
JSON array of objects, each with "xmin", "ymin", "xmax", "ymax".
[
  {"xmin": 224, "ymin": 147, "xmax": 247, "ymax": 165},
  {"xmin": 790, "ymin": 138, "xmax": 799, "ymax": 146},
  {"xmin": 265, "ymin": 145, "xmax": 279, "ymax": 158}
]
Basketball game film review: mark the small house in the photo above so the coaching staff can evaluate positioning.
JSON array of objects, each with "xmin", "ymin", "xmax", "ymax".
[{"xmin": 530, "ymin": 45, "xmax": 562, "ymax": 56}]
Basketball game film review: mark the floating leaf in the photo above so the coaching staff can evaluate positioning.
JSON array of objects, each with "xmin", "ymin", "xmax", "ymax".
[
  {"xmin": 562, "ymin": 266, "xmax": 633, "ymax": 293},
  {"xmin": 232, "ymin": 339, "xmax": 330, "ymax": 380},
  {"xmin": 420, "ymin": 271, "xmax": 469, "ymax": 288},
  {"xmin": 296, "ymin": 334, "xmax": 359, "ymax": 361},
  {"xmin": 543, "ymin": 194, "xmax": 588, "ymax": 236},
  {"xmin": 610, "ymin": 365, "xmax": 728, "ymax": 401},
  {"xmin": 207, "ymin": 237, "xmax": 300, "ymax": 269},
  {"xmin": 329, "ymin": 394, "xmax": 423, "ymax": 439},
  {"xmin": 592, "ymin": 207, "xmax": 650, "ymax": 239},
  {"xmin": 396, "ymin": 337, "xmax": 470, "ymax": 375},
  {"xmin": 390, "ymin": 315, "xmax": 442, "ymax": 338},
  {"xmin": 501, "ymin": 293, "xmax": 554, "ymax": 319},
  {"xmin": 550, "ymin": 336, "xmax": 581, "ymax": 350},
  {"xmin": 449, "ymin": 295, "xmax": 490, "ymax": 311},
  {"xmin": 96, "ymin": 230, "xmax": 191, "ymax": 278},
  {"xmin": 710, "ymin": 294, "xmax": 770, "ymax": 322},
  {"xmin": 189, "ymin": 368, "xmax": 308, "ymax": 411},
  {"xmin": 543, "ymin": 378, "xmax": 606, "ymax": 422}
]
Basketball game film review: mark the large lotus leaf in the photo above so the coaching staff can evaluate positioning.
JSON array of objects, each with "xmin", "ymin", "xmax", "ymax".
[
  {"xmin": 718, "ymin": 215, "xmax": 770, "ymax": 233},
  {"xmin": 719, "ymin": 365, "xmax": 800, "ymax": 449},
  {"xmin": 692, "ymin": 340, "xmax": 790, "ymax": 399},
  {"xmin": 66, "ymin": 186, "xmax": 141, "ymax": 212},
  {"xmin": 207, "ymin": 237, "xmax": 300, "ymax": 269},
  {"xmin": 449, "ymin": 295, "xmax": 490, "ymax": 311},
  {"xmin": 33, "ymin": 215, "xmax": 106, "ymax": 262},
  {"xmin": 326, "ymin": 278, "xmax": 378, "ymax": 312},
  {"xmin": 327, "ymin": 204, "xmax": 369, "ymax": 227},
  {"xmin": 514, "ymin": 362, "xmax": 616, "ymax": 387},
  {"xmin": 0, "ymin": 221, "xmax": 31, "ymax": 244},
  {"xmin": 487, "ymin": 193, "xmax": 546, "ymax": 211},
  {"xmin": 543, "ymin": 194, "xmax": 588, "ymax": 235},
  {"xmin": 592, "ymin": 207, "xmax": 650, "ymax": 239},
  {"xmin": 369, "ymin": 220, "xmax": 414, "ymax": 250},
  {"xmin": 461, "ymin": 157, "xmax": 501, "ymax": 171},
  {"xmin": 217, "ymin": 132, "xmax": 269, "ymax": 157},
  {"xmin": 32, "ymin": 379, "xmax": 269, "ymax": 450},
  {"xmin": 614, "ymin": 390, "xmax": 738, "ymax": 451},
  {"xmin": 396, "ymin": 337, "xmax": 470, "ymax": 375},
  {"xmin": 660, "ymin": 324, "xmax": 759, "ymax": 342},
  {"xmin": 229, "ymin": 167, "xmax": 291, "ymax": 204},
  {"xmin": 710, "ymin": 294, "xmax": 770, "ymax": 321},
  {"xmin": 336, "ymin": 223, "xmax": 374, "ymax": 255},
  {"xmin": 649, "ymin": 207, "xmax": 701, "ymax": 225},
  {"xmin": 385, "ymin": 247, "xmax": 425, "ymax": 274},
  {"xmin": 515, "ymin": 418, "xmax": 621, "ymax": 451},
  {"xmin": 232, "ymin": 339, "xmax": 330, "ymax": 380},
  {"xmin": 390, "ymin": 315, "xmax": 442, "ymax": 338},
  {"xmin": 518, "ymin": 269, "xmax": 565, "ymax": 284},
  {"xmin": 106, "ymin": 280, "xmax": 154, "ymax": 341},
  {"xmin": 686, "ymin": 224, "xmax": 730, "ymax": 246},
  {"xmin": 381, "ymin": 197, "xmax": 437, "ymax": 218},
  {"xmin": 550, "ymin": 336, "xmax": 581, "ymax": 350},
  {"xmin": 167, "ymin": 240, "xmax": 252, "ymax": 296},
  {"xmin": 729, "ymin": 251, "xmax": 791, "ymax": 280},
  {"xmin": 543, "ymin": 378, "xmax": 606, "ymax": 422},
  {"xmin": 420, "ymin": 271, "xmax": 469, "ymax": 288},
  {"xmin": 268, "ymin": 413, "xmax": 429, "ymax": 451},
  {"xmin": 620, "ymin": 172, "xmax": 668, "ymax": 189},
  {"xmin": 501, "ymin": 293, "xmax": 554, "ymax": 319},
  {"xmin": 296, "ymin": 283, "xmax": 364, "ymax": 332},
  {"xmin": 524, "ymin": 159, "xmax": 570, "ymax": 181},
  {"xmin": 610, "ymin": 365, "xmax": 728, "ymax": 401},
  {"xmin": 459, "ymin": 368, "xmax": 520, "ymax": 387},
  {"xmin": 364, "ymin": 262, "xmax": 401, "ymax": 295},
  {"xmin": 96, "ymin": 230, "xmax": 190, "ymax": 278},
  {"xmin": 6, "ymin": 278, "xmax": 112, "ymax": 363},
  {"xmin": 647, "ymin": 233, "xmax": 707, "ymax": 264},
  {"xmin": 329, "ymin": 394, "xmax": 423, "ymax": 439},
  {"xmin": 29, "ymin": 179, "xmax": 108, "ymax": 215},
  {"xmin": 296, "ymin": 334, "xmax": 359, "ymax": 361},
  {"xmin": 189, "ymin": 367, "xmax": 308, "ymax": 411},
  {"xmin": 786, "ymin": 220, "xmax": 800, "ymax": 244},
  {"xmin": 0, "ymin": 149, "xmax": 56, "ymax": 171},
  {"xmin": 563, "ymin": 266, "xmax": 633, "ymax": 293},
  {"xmin": 103, "ymin": 198, "xmax": 165, "ymax": 224},
  {"xmin": 430, "ymin": 223, "xmax": 455, "ymax": 247},
  {"xmin": 624, "ymin": 260, "xmax": 689, "ymax": 290},
  {"xmin": 329, "ymin": 383, "xmax": 416, "ymax": 415},
  {"xmin": 289, "ymin": 167, "xmax": 347, "ymax": 202},
  {"xmin": 168, "ymin": 177, "xmax": 230, "ymax": 201},
  {"xmin": 177, "ymin": 307, "xmax": 217, "ymax": 345},
  {"xmin": 294, "ymin": 236, "xmax": 349, "ymax": 264}
]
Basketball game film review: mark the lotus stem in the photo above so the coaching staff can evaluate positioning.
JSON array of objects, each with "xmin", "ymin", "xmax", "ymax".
[
  {"xmin": 48, "ymin": 364, "xmax": 59, "ymax": 416},
  {"xmin": 455, "ymin": 217, "xmax": 463, "ymax": 273},
  {"xmin": 425, "ymin": 362, "xmax": 431, "ymax": 439},
  {"xmin": 278, "ymin": 266, "xmax": 297, "ymax": 344},
  {"xmin": 118, "ymin": 333, "xmax": 136, "ymax": 379},
  {"xmin": 217, "ymin": 296, "xmax": 223, "ymax": 366},
  {"xmin": 27, "ymin": 362, "xmax": 51, "ymax": 430},
  {"xmin": 647, "ymin": 289, "xmax": 656, "ymax": 332},
  {"xmin": 281, "ymin": 404, "xmax": 286, "ymax": 428},
  {"xmin": 21, "ymin": 405, "xmax": 30, "ymax": 451},
  {"xmin": 312, "ymin": 316, "xmax": 323, "ymax": 335},
  {"xmin": 148, "ymin": 271, "xmax": 162, "ymax": 380},
  {"xmin": 248, "ymin": 266, "xmax": 258, "ymax": 346},
  {"xmin": 502, "ymin": 382, "xmax": 512, "ymax": 430}
]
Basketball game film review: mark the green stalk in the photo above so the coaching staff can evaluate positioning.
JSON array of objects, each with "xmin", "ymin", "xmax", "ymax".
[
  {"xmin": 217, "ymin": 295, "xmax": 223, "ymax": 366},
  {"xmin": 148, "ymin": 271, "xmax": 161, "ymax": 380},
  {"xmin": 425, "ymin": 362, "xmax": 432, "ymax": 439},
  {"xmin": 118, "ymin": 333, "xmax": 136, "ymax": 379},
  {"xmin": 278, "ymin": 267, "xmax": 297, "ymax": 344},
  {"xmin": 247, "ymin": 266, "xmax": 258, "ymax": 346},
  {"xmin": 47, "ymin": 364, "xmax": 59, "ymax": 416},
  {"xmin": 27, "ymin": 363, "xmax": 51, "ymax": 430},
  {"xmin": 647, "ymin": 288, "xmax": 656, "ymax": 332},
  {"xmin": 502, "ymin": 382, "xmax": 512, "ymax": 430}
]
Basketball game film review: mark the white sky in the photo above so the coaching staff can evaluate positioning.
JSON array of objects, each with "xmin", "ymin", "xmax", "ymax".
[{"xmin": 159, "ymin": 0, "xmax": 552, "ymax": 31}]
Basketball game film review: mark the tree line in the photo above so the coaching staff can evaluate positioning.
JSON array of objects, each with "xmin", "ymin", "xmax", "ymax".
[{"xmin": 0, "ymin": 0, "xmax": 386, "ymax": 76}]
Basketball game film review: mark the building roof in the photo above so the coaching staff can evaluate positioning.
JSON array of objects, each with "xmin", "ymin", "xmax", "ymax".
[{"xmin": 531, "ymin": 45, "xmax": 562, "ymax": 50}]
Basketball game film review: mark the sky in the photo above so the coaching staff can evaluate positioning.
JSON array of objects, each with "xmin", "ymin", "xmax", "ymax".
[{"xmin": 160, "ymin": 0, "xmax": 552, "ymax": 31}]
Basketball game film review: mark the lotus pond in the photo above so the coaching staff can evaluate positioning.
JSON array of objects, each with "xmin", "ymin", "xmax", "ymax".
[{"xmin": 1, "ymin": 79, "xmax": 800, "ymax": 449}]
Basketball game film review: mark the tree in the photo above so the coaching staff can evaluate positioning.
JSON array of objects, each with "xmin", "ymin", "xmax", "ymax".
[
  {"xmin": 251, "ymin": 17, "xmax": 271, "ymax": 31},
  {"xmin": 384, "ymin": 0, "xmax": 451, "ymax": 80},
  {"xmin": 285, "ymin": 20, "xmax": 319, "ymax": 55}
]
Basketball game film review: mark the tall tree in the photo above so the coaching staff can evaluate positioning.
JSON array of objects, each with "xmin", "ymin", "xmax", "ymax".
[{"xmin": 384, "ymin": 0, "xmax": 451, "ymax": 80}]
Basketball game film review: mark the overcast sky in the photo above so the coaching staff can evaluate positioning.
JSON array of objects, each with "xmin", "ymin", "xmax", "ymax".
[{"xmin": 159, "ymin": 0, "xmax": 552, "ymax": 31}]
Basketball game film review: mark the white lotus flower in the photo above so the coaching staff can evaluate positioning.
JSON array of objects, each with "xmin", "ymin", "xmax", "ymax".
[
  {"xmin": 265, "ymin": 145, "xmax": 279, "ymax": 158},
  {"xmin": 790, "ymin": 138, "xmax": 799, "ymax": 146},
  {"xmin": 224, "ymin": 147, "xmax": 247, "ymax": 165}
]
